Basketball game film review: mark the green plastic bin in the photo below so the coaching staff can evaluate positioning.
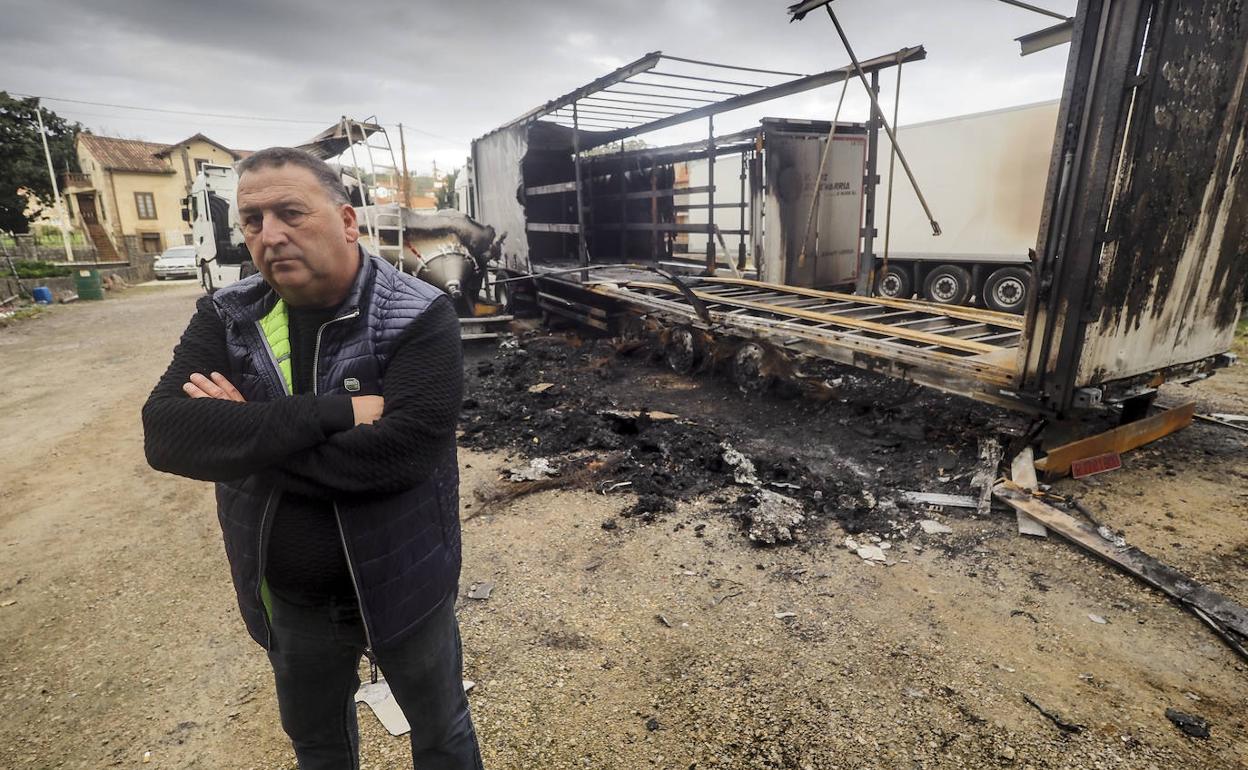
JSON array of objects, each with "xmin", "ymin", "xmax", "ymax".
[{"xmin": 75, "ymin": 269, "xmax": 104, "ymax": 301}]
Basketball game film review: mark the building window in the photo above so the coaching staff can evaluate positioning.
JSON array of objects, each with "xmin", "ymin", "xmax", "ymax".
[
  {"xmin": 135, "ymin": 192, "xmax": 157, "ymax": 220},
  {"xmin": 194, "ymin": 158, "xmax": 211, "ymax": 173},
  {"xmin": 140, "ymin": 232, "xmax": 162, "ymax": 254}
]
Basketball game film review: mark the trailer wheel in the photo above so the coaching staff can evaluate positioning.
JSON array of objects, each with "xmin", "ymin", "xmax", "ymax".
[
  {"xmin": 491, "ymin": 270, "xmax": 515, "ymax": 313},
  {"xmin": 982, "ymin": 267, "xmax": 1031, "ymax": 314},
  {"xmin": 666, "ymin": 326, "xmax": 704, "ymax": 375},
  {"xmin": 732, "ymin": 342, "xmax": 774, "ymax": 393},
  {"xmin": 875, "ymin": 264, "xmax": 913, "ymax": 299},
  {"xmin": 922, "ymin": 264, "xmax": 972, "ymax": 305}
]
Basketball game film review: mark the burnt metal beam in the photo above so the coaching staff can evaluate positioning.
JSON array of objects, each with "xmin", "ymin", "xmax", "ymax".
[
  {"xmin": 623, "ymin": 78, "xmax": 744, "ymax": 97},
  {"xmin": 503, "ymin": 51, "xmax": 662, "ymax": 129},
  {"xmin": 550, "ymin": 118, "xmax": 628, "ymax": 132},
  {"xmin": 996, "ymin": 0, "xmax": 1070, "ymax": 21},
  {"xmin": 603, "ymin": 88, "xmax": 716, "ymax": 104},
  {"xmin": 580, "ymin": 98, "xmax": 685, "ymax": 116},
  {"xmin": 553, "ymin": 110, "xmax": 643, "ymax": 125},
  {"xmin": 597, "ymin": 222, "xmax": 741, "ymax": 234},
  {"xmin": 525, "ymin": 181, "xmax": 578, "ymax": 196},
  {"xmin": 582, "ymin": 46, "xmax": 926, "ymax": 149},
  {"xmin": 707, "ymin": 115, "xmax": 717, "ymax": 275},
  {"xmin": 588, "ymin": 128, "xmax": 760, "ymax": 164},
  {"xmin": 658, "ymin": 54, "xmax": 805, "ymax": 77},
  {"xmin": 586, "ymin": 144, "xmax": 756, "ymax": 178},
  {"xmin": 558, "ymin": 107, "xmax": 658, "ymax": 121},
  {"xmin": 673, "ymin": 202, "xmax": 748, "ymax": 211},
  {"xmin": 1017, "ymin": 18, "xmax": 1075, "ymax": 56},
  {"xmin": 644, "ymin": 70, "xmax": 767, "ymax": 89},
  {"xmin": 595, "ymin": 184, "xmax": 714, "ymax": 201},
  {"xmin": 528, "ymin": 222, "xmax": 581, "ymax": 233}
]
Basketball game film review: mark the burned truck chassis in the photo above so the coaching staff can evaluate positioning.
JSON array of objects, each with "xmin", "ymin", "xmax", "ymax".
[{"xmin": 474, "ymin": 0, "xmax": 1246, "ymax": 419}]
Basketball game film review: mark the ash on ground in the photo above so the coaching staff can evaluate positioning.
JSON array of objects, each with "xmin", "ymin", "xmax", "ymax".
[{"xmin": 459, "ymin": 332, "xmax": 1028, "ymax": 547}]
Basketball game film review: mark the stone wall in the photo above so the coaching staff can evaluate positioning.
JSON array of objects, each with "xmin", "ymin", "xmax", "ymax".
[
  {"xmin": 1, "ymin": 258, "xmax": 157, "ymax": 301},
  {"xmin": 1, "ymin": 235, "xmax": 98, "ymax": 261}
]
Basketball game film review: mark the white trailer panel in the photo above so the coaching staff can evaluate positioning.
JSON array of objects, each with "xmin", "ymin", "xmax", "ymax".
[{"xmin": 878, "ymin": 101, "xmax": 1059, "ymax": 264}]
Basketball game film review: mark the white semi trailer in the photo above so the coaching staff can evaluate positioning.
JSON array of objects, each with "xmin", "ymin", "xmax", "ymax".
[{"xmin": 873, "ymin": 100, "xmax": 1059, "ymax": 313}]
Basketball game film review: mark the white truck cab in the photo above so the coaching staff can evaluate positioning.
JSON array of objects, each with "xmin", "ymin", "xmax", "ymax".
[{"xmin": 184, "ymin": 163, "xmax": 254, "ymax": 293}]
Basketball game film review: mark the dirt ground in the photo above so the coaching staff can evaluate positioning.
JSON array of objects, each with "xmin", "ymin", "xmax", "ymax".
[{"xmin": 1, "ymin": 282, "xmax": 1245, "ymax": 769}]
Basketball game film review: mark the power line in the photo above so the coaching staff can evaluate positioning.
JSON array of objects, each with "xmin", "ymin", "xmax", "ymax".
[
  {"xmin": 11, "ymin": 92, "xmax": 327, "ymax": 125},
  {"xmin": 11, "ymin": 91, "xmax": 463, "ymax": 144}
]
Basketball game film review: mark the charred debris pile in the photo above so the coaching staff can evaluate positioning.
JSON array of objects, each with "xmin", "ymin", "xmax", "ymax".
[{"xmin": 459, "ymin": 332, "xmax": 1031, "ymax": 547}]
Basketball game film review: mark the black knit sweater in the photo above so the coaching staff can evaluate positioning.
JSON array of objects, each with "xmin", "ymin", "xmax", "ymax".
[{"xmin": 143, "ymin": 292, "xmax": 463, "ymax": 598}]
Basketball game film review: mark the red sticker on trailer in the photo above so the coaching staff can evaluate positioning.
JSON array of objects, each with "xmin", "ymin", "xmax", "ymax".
[{"xmin": 1071, "ymin": 452, "xmax": 1122, "ymax": 478}]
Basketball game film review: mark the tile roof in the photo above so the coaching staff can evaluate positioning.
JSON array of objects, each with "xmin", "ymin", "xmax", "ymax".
[
  {"xmin": 79, "ymin": 133, "xmax": 174, "ymax": 173},
  {"xmin": 156, "ymin": 133, "xmax": 245, "ymax": 160}
]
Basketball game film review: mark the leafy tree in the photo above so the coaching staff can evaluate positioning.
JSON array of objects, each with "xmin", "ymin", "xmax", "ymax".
[
  {"xmin": 435, "ymin": 168, "xmax": 458, "ymax": 210},
  {"xmin": 0, "ymin": 93, "xmax": 81, "ymax": 234}
]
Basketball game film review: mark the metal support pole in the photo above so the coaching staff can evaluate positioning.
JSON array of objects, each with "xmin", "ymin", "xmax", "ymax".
[
  {"xmin": 398, "ymin": 123, "xmax": 411, "ymax": 207},
  {"xmin": 748, "ymin": 149, "xmax": 763, "ymax": 276},
  {"xmin": 881, "ymin": 59, "xmax": 904, "ymax": 286},
  {"xmin": 798, "ymin": 76, "xmax": 850, "ymax": 272},
  {"xmin": 738, "ymin": 151, "xmax": 747, "ymax": 272},
  {"xmin": 650, "ymin": 170, "xmax": 659, "ymax": 261},
  {"xmin": 705, "ymin": 115, "xmax": 716, "ymax": 275},
  {"xmin": 36, "ymin": 101, "xmax": 74, "ymax": 262},
  {"xmin": 618, "ymin": 139, "xmax": 627, "ymax": 260},
  {"xmin": 858, "ymin": 72, "xmax": 881, "ymax": 295},
  {"xmin": 572, "ymin": 103, "xmax": 589, "ymax": 281},
  {"xmin": 825, "ymin": 6, "xmax": 940, "ymax": 236}
]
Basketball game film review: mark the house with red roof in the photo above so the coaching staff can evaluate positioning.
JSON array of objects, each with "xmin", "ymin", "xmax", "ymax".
[{"xmin": 62, "ymin": 133, "xmax": 249, "ymax": 260}]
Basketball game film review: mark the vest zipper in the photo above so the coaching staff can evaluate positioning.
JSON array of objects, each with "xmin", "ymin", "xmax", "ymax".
[
  {"xmin": 255, "ymin": 487, "xmax": 279, "ymax": 648},
  {"xmin": 311, "ymin": 308, "xmax": 376, "ymax": 676},
  {"xmin": 334, "ymin": 501, "xmax": 378, "ymax": 682},
  {"xmin": 311, "ymin": 308, "xmax": 360, "ymax": 398}
]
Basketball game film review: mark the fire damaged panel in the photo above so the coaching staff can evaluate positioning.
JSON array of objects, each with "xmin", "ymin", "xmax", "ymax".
[
  {"xmin": 762, "ymin": 126, "xmax": 867, "ymax": 288},
  {"xmin": 1075, "ymin": 0, "xmax": 1248, "ymax": 385},
  {"xmin": 472, "ymin": 124, "xmax": 531, "ymax": 273}
]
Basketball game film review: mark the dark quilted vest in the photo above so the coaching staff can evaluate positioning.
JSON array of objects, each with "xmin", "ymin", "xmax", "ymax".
[{"xmin": 210, "ymin": 250, "xmax": 461, "ymax": 651}]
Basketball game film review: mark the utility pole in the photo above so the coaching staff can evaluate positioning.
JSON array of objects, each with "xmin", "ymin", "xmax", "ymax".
[
  {"xmin": 36, "ymin": 100, "xmax": 74, "ymax": 263},
  {"xmin": 398, "ymin": 123, "xmax": 411, "ymax": 207}
]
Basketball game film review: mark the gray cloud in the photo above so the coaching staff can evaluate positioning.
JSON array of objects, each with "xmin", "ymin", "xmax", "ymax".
[{"xmin": 1, "ymin": 0, "xmax": 1077, "ymax": 172}]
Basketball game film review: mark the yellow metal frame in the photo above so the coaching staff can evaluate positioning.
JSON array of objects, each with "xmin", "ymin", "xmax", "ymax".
[{"xmin": 627, "ymin": 281, "xmax": 1007, "ymax": 356}]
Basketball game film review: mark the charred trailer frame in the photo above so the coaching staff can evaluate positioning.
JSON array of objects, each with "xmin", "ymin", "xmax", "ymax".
[
  {"xmin": 471, "ymin": 48, "xmax": 923, "ymax": 286},
  {"xmin": 1020, "ymin": 0, "xmax": 1247, "ymax": 413},
  {"xmin": 470, "ymin": 4, "xmax": 1245, "ymax": 416}
]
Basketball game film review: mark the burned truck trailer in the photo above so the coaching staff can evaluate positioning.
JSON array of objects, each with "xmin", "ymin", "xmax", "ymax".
[
  {"xmin": 471, "ymin": 0, "xmax": 1246, "ymax": 415},
  {"xmin": 476, "ymin": 118, "xmax": 872, "ymax": 285}
]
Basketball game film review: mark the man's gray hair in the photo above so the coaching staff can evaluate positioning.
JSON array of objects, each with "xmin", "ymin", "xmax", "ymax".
[{"xmin": 235, "ymin": 147, "xmax": 351, "ymax": 205}]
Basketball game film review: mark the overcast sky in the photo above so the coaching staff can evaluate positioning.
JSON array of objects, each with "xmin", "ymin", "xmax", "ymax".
[{"xmin": 2, "ymin": 0, "xmax": 1078, "ymax": 175}]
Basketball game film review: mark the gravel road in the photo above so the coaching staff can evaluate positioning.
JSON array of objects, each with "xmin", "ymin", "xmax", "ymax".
[{"xmin": 1, "ymin": 283, "xmax": 1244, "ymax": 769}]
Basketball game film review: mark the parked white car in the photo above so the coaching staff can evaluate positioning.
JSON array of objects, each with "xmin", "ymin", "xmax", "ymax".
[{"xmin": 154, "ymin": 245, "xmax": 199, "ymax": 280}]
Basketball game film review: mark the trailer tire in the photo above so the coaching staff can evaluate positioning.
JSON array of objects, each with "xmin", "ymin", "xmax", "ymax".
[
  {"xmin": 732, "ymin": 342, "xmax": 774, "ymax": 393},
  {"xmin": 922, "ymin": 264, "xmax": 972, "ymax": 305},
  {"xmin": 666, "ymin": 326, "xmax": 704, "ymax": 375},
  {"xmin": 982, "ymin": 267, "xmax": 1031, "ymax": 314},
  {"xmin": 492, "ymin": 270, "xmax": 515, "ymax": 313},
  {"xmin": 875, "ymin": 264, "xmax": 913, "ymax": 299}
]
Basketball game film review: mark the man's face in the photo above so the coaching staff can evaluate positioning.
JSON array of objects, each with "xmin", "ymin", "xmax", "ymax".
[{"xmin": 236, "ymin": 163, "xmax": 360, "ymax": 308}]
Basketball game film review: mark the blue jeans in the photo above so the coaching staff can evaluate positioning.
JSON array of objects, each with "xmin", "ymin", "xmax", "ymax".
[{"xmin": 266, "ymin": 589, "xmax": 483, "ymax": 770}]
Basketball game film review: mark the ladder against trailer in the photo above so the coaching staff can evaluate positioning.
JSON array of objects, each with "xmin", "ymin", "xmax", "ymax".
[{"xmin": 339, "ymin": 117, "xmax": 406, "ymax": 264}]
